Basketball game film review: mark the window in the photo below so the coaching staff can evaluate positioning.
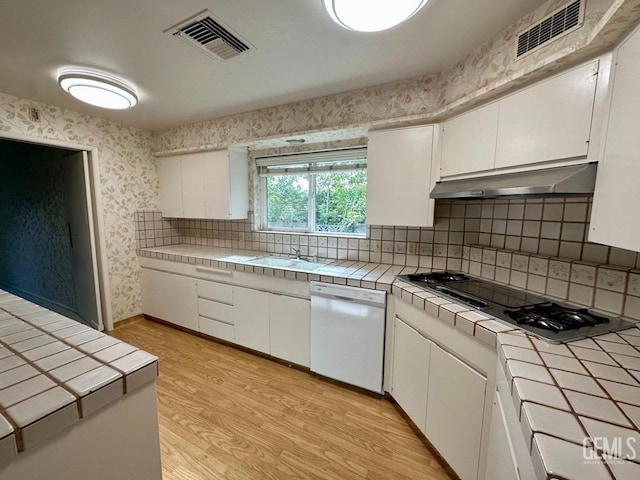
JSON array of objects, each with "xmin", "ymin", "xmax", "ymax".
[{"xmin": 257, "ymin": 148, "xmax": 367, "ymax": 235}]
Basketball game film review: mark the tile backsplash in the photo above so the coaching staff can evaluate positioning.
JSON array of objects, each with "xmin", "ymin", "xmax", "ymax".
[
  {"xmin": 134, "ymin": 209, "xmax": 468, "ymax": 271},
  {"xmin": 473, "ymin": 196, "xmax": 639, "ymax": 266},
  {"xmin": 136, "ymin": 195, "xmax": 640, "ymax": 320},
  {"xmin": 462, "ymin": 245, "xmax": 640, "ymax": 320}
]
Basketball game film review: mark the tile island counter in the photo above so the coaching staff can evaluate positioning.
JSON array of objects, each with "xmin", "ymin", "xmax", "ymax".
[{"xmin": 0, "ymin": 290, "xmax": 162, "ymax": 480}]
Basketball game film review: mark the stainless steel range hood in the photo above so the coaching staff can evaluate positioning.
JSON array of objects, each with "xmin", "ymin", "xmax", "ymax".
[{"xmin": 430, "ymin": 163, "xmax": 597, "ymax": 199}]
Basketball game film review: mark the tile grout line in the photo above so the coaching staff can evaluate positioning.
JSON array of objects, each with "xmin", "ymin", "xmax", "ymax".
[{"xmin": 525, "ymin": 334, "xmax": 640, "ymax": 470}]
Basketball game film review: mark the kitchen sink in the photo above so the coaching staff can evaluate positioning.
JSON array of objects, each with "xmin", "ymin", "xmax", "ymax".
[{"xmin": 248, "ymin": 255, "xmax": 326, "ymax": 272}]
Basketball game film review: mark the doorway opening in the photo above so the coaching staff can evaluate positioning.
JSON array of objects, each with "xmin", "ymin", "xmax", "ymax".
[{"xmin": 0, "ymin": 136, "xmax": 110, "ymax": 330}]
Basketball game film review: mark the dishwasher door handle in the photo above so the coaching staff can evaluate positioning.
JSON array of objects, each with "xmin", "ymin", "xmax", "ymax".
[{"xmin": 333, "ymin": 295, "xmax": 355, "ymax": 302}]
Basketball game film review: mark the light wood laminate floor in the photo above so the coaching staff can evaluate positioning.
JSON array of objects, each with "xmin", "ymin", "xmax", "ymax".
[{"xmin": 112, "ymin": 318, "xmax": 454, "ymax": 480}]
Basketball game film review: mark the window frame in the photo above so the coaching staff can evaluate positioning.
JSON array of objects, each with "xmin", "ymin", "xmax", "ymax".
[{"xmin": 257, "ymin": 148, "xmax": 367, "ymax": 235}]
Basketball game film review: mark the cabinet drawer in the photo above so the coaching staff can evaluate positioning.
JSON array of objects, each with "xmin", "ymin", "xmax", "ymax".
[
  {"xmin": 198, "ymin": 298, "xmax": 234, "ymax": 324},
  {"xmin": 199, "ymin": 316, "xmax": 234, "ymax": 343},
  {"xmin": 197, "ymin": 280, "xmax": 233, "ymax": 304}
]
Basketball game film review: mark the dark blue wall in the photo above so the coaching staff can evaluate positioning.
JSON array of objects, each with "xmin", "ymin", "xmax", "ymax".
[{"xmin": 0, "ymin": 140, "xmax": 77, "ymax": 310}]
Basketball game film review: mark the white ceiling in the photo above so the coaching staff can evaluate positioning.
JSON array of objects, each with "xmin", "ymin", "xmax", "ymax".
[{"xmin": 0, "ymin": 0, "xmax": 544, "ymax": 131}]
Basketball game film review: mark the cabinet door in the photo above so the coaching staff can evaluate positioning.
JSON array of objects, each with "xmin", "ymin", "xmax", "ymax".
[
  {"xmin": 425, "ymin": 344, "xmax": 486, "ymax": 480},
  {"xmin": 391, "ymin": 317, "xmax": 430, "ymax": 433},
  {"xmin": 234, "ymin": 286, "xmax": 270, "ymax": 353},
  {"xmin": 227, "ymin": 147, "xmax": 249, "ymax": 220},
  {"xmin": 440, "ymin": 102, "xmax": 499, "ymax": 177},
  {"xmin": 157, "ymin": 157, "xmax": 183, "ymax": 217},
  {"xmin": 140, "ymin": 268, "xmax": 198, "ymax": 331},
  {"xmin": 589, "ymin": 27, "xmax": 640, "ymax": 252},
  {"xmin": 484, "ymin": 392, "xmax": 520, "ymax": 480},
  {"xmin": 203, "ymin": 150, "xmax": 231, "ymax": 219},
  {"xmin": 366, "ymin": 125, "xmax": 436, "ymax": 227},
  {"xmin": 269, "ymin": 294, "xmax": 310, "ymax": 367},
  {"xmin": 495, "ymin": 61, "xmax": 599, "ymax": 169},
  {"xmin": 181, "ymin": 155, "xmax": 206, "ymax": 218}
]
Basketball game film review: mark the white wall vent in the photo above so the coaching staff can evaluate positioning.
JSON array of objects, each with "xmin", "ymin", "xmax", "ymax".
[
  {"xmin": 164, "ymin": 10, "xmax": 253, "ymax": 62},
  {"xmin": 516, "ymin": 0, "xmax": 583, "ymax": 59}
]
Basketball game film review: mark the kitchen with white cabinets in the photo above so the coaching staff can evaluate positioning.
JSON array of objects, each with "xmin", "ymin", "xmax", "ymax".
[{"xmin": 2, "ymin": 1, "xmax": 640, "ymax": 480}]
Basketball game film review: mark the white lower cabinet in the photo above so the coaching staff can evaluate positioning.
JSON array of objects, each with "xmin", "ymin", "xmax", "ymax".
[
  {"xmin": 484, "ymin": 393, "xmax": 520, "ymax": 480},
  {"xmin": 390, "ymin": 313, "xmax": 488, "ymax": 480},
  {"xmin": 425, "ymin": 344, "xmax": 487, "ymax": 480},
  {"xmin": 223, "ymin": 286, "xmax": 310, "ymax": 363},
  {"xmin": 140, "ymin": 261, "xmax": 310, "ymax": 366},
  {"xmin": 484, "ymin": 362, "xmax": 537, "ymax": 480},
  {"xmin": 234, "ymin": 287, "xmax": 270, "ymax": 354},
  {"xmin": 197, "ymin": 283, "xmax": 310, "ymax": 364},
  {"xmin": 196, "ymin": 279, "xmax": 235, "ymax": 343},
  {"xmin": 391, "ymin": 317, "xmax": 430, "ymax": 432},
  {"xmin": 140, "ymin": 268, "xmax": 198, "ymax": 331},
  {"xmin": 269, "ymin": 294, "xmax": 310, "ymax": 367}
]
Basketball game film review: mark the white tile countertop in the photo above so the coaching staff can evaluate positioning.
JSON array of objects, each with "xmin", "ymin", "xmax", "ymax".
[
  {"xmin": 138, "ymin": 244, "xmax": 415, "ymax": 291},
  {"xmin": 497, "ymin": 329, "xmax": 640, "ymax": 480},
  {"xmin": 0, "ymin": 290, "xmax": 158, "ymax": 470},
  {"xmin": 138, "ymin": 244, "xmax": 640, "ymax": 479}
]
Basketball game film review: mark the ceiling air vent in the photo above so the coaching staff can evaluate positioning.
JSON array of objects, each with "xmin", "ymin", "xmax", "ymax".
[
  {"xmin": 516, "ymin": 0, "xmax": 583, "ymax": 59},
  {"xmin": 165, "ymin": 10, "xmax": 253, "ymax": 62}
]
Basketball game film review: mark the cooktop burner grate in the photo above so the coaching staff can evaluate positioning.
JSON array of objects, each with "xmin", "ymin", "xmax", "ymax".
[{"xmin": 505, "ymin": 303, "xmax": 610, "ymax": 332}]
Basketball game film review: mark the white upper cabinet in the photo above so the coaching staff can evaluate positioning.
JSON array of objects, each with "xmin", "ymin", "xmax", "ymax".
[
  {"xmin": 440, "ymin": 102, "xmax": 499, "ymax": 177},
  {"xmin": 157, "ymin": 156, "xmax": 183, "ymax": 218},
  {"xmin": 440, "ymin": 59, "xmax": 602, "ymax": 177},
  {"xmin": 181, "ymin": 155, "xmax": 207, "ymax": 218},
  {"xmin": 157, "ymin": 147, "xmax": 249, "ymax": 219},
  {"xmin": 366, "ymin": 125, "xmax": 439, "ymax": 227},
  {"xmin": 589, "ymin": 26, "xmax": 640, "ymax": 252},
  {"xmin": 495, "ymin": 60, "xmax": 599, "ymax": 169}
]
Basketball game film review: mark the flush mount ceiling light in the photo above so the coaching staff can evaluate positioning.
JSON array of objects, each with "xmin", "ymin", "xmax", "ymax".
[
  {"xmin": 58, "ymin": 69, "xmax": 138, "ymax": 109},
  {"xmin": 322, "ymin": 0, "xmax": 428, "ymax": 32}
]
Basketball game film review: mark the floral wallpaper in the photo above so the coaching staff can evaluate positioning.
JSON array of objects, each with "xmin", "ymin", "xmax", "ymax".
[
  {"xmin": 151, "ymin": 75, "xmax": 439, "ymax": 153},
  {"xmin": 0, "ymin": 93, "xmax": 159, "ymax": 324},
  {"xmin": 152, "ymin": 0, "xmax": 640, "ymax": 153},
  {"xmin": 0, "ymin": 141, "xmax": 76, "ymax": 309}
]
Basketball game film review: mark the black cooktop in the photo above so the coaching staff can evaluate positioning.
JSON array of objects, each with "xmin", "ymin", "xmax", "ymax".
[{"xmin": 397, "ymin": 271, "xmax": 635, "ymax": 343}]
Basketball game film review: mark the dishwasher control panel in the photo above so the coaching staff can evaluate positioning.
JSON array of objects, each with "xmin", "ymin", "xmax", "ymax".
[{"xmin": 310, "ymin": 281, "xmax": 386, "ymax": 305}]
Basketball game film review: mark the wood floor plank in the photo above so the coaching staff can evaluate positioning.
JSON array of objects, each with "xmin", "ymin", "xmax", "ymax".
[{"xmin": 111, "ymin": 319, "xmax": 454, "ymax": 480}]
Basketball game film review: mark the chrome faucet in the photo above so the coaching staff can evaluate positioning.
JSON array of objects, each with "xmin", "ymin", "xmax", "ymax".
[{"xmin": 292, "ymin": 247, "xmax": 302, "ymax": 260}]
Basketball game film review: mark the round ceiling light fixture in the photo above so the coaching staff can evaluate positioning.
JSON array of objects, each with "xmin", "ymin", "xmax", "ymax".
[
  {"xmin": 322, "ymin": 0, "xmax": 428, "ymax": 32},
  {"xmin": 58, "ymin": 69, "xmax": 138, "ymax": 109}
]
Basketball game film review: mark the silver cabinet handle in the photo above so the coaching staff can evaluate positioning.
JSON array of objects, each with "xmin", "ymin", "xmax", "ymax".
[{"xmin": 196, "ymin": 267, "xmax": 232, "ymax": 276}]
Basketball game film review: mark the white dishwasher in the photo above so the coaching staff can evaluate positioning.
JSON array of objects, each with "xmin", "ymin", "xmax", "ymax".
[{"xmin": 310, "ymin": 281, "xmax": 386, "ymax": 394}]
